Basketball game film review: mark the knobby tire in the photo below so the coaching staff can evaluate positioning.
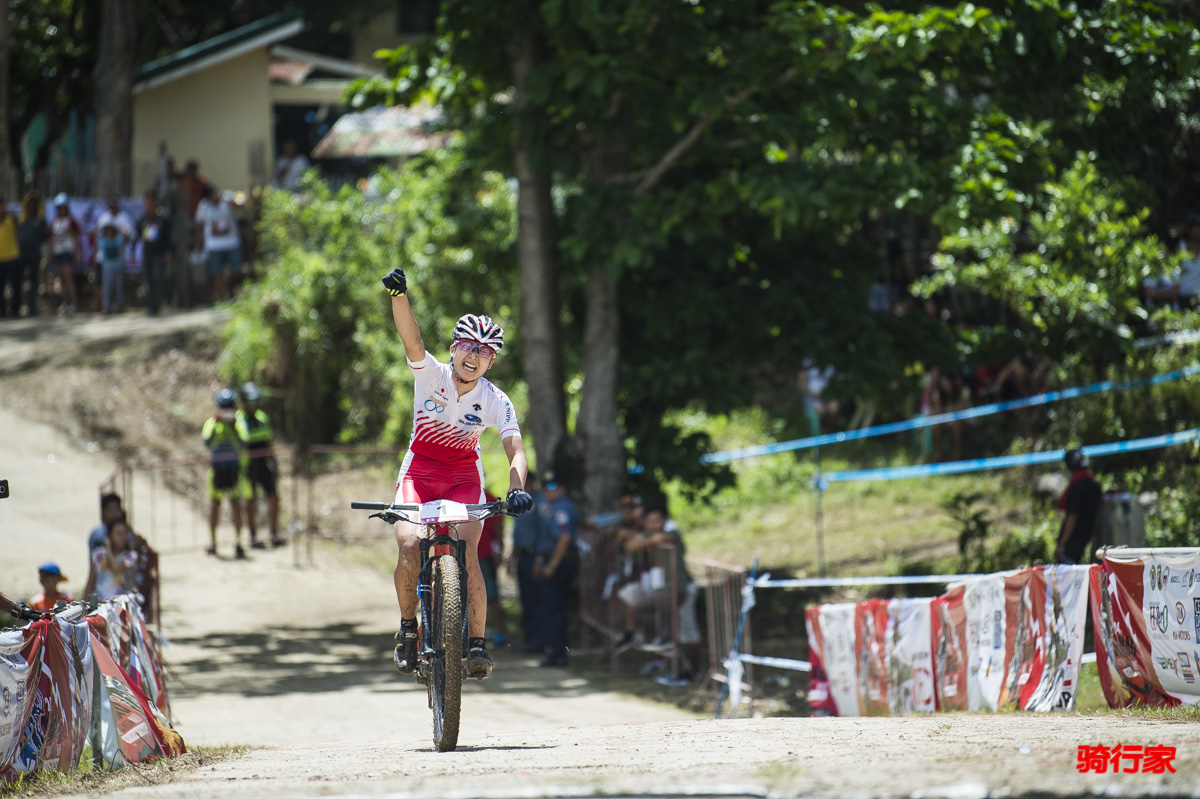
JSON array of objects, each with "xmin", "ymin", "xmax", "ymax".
[{"xmin": 431, "ymin": 555, "xmax": 463, "ymax": 752}]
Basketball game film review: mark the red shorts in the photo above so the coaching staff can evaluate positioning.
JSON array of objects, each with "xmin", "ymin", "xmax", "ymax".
[{"xmin": 394, "ymin": 452, "xmax": 485, "ymax": 505}]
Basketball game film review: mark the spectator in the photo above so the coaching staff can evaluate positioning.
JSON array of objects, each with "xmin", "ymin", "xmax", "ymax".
[
  {"xmin": 478, "ymin": 489, "xmax": 509, "ymax": 647},
  {"xmin": 194, "ymin": 186, "xmax": 242, "ymax": 301},
  {"xmin": 797, "ymin": 359, "xmax": 838, "ymax": 436},
  {"xmin": 93, "ymin": 196, "xmax": 135, "ymax": 313},
  {"xmin": 532, "ymin": 470, "xmax": 579, "ymax": 668},
  {"xmin": 510, "ymin": 473, "xmax": 543, "ymax": 654},
  {"xmin": 1145, "ymin": 214, "xmax": 1200, "ymax": 308},
  {"xmin": 273, "ymin": 138, "xmax": 311, "ymax": 191},
  {"xmin": 0, "ymin": 198, "xmax": 20, "ymax": 319},
  {"xmin": 615, "ymin": 504, "xmax": 702, "ymax": 680},
  {"xmin": 929, "ymin": 365, "xmax": 970, "ymax": 461},
  {"xmin": 235, "ymin": 381, "xmax": 284, "ymax": 548},
  {"xmin": 17, "ymin": 191, "xmax": 48, "ymax": 317},
  {"xmin": 88, "ymin": 493, "xmax": 125, "ymax": 556},
  {"xmin": 29, "ymin": 563, "xmax": 73, "ymax": 612},
  {"xmin": 1055, "ymin": 449, "xmax": 1103, "ymax": 565},
  {"xmin": 83, "ymin": 516, "xmax": 139, "ymax": 602},
  {"xmin": 48, "ymin": 194, "xmax": 81, "ymax": 316},
  {"xmin": 203, "ymin": 388, "xmax": 249, "ymax": 558},
  {"xmin": 137, "ymin": 191, "xmax": 173, "ymax": 316},
  {"xmin": 178, "ymin": 159, "xmax": 208, "ymax": 220},
  {"xmin": 96, "ymin": 222, "xmax": 126, "ymax": 314},
  {"xmin": 612, "ymin": 494, "xmax": 645, "ymax": 551}
]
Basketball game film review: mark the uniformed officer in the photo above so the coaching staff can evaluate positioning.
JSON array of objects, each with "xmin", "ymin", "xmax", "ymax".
[{"xmin": 533, "ymin": 470, "xmax": 580, "ymax": 668}]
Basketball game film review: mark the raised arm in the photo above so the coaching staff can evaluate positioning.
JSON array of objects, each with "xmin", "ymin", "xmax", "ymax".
[{"xmin": 382, "ymin": 268, "xmax": 425, "ymax": 363}]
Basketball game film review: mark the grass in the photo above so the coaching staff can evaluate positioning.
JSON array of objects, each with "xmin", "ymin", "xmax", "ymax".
[{"xmin": 0, "ymin": 745, "xmax": 247, "ymax": 798}]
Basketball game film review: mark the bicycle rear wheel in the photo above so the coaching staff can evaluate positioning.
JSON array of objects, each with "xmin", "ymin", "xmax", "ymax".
[{"xmin": 430, "ymin": 554, "xmax": 463, "ymax": 751}]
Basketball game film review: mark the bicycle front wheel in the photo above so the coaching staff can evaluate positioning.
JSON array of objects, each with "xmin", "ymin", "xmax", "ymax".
[{"xmin": 430, "ymin": 554, "xmax": 463, "ymax": 752}]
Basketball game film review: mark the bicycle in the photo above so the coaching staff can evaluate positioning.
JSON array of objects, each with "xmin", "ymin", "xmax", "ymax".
[{"xmin": 351, "ymin": 496, "xmax": 511, "ymax": 752}]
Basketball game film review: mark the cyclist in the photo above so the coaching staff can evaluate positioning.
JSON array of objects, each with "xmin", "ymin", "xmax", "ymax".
[
  {"xmin": 203, "ymin": 388, "xmax": 250, "ymax": 558},
  {"xmin": 381, "ymin": 267, "xmax": 533, "ymax": 680}
]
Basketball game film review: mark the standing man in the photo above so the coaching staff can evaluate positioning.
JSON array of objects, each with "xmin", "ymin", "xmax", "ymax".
[
  {"xmin": 273, "ymin": 139, "xmax": 311, "ymax": 191},
  {"xmin": 94, "ymin": 197, "xmax": 135, "ymax": 313},
  {"xmin": 48, "ymin": 195, "xmax": 81, "ymax": 316},
  {"xmin": 533, "ymin": 470, "xmax": 580, "ymax": 668},
  {"xmin": 510, "ymin": 473, "xmax": 543, "ymax": 654},
  {"xmin": 1054, "ymin": 448, "xmax": 1103, "ymax": 565},
  {"xmin": 194, "ymin": 186, "xmax": 241, "ymax": 301},
  {"xmin": 0, "ymin": 199, "xmax": 21, "ymax": 318},
  {"xmin": 236, "ymin": 381, "xmax": 284, "ymax": 548},
  {"xmin": 137, "ymin": 191, "xmax": 173, "ymax": 316},
  {"xmin": 203, "ymin": 388, "xmax": 250, "ymax": 559}
]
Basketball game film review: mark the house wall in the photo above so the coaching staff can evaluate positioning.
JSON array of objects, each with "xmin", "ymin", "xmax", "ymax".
[{"xmin": 133, "ymin": 49, "xmax": 273, "ymax": 194}]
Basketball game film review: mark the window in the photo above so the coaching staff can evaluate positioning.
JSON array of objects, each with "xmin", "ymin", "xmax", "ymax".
[{"xmin": 397, "ymin": 0, "xmax": 440, "ymax": 35}]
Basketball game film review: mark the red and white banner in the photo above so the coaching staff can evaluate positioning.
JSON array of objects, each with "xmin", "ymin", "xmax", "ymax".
[
  {"xmin": 807, "ymin": 565, "xmax": 1093, "ymax": 715},
  {"xmin": 0, "ymin": 595, "xmax": 184, "ymax": 784},
  {"xmin": 1091, "ymin": 550, "xmax": 1200, "ymax": 707}
]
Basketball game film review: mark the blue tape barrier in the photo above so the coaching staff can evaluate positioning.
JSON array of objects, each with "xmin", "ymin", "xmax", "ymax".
[
  {"xmin": 753, "ymin": 573, "xmax": 984, "ymax": 588},
  {"xmin": 702, "ymin": 364, "xmax": 1200, "ymax": 464},
  {"xmin": 821, "ymin": 427, "xmax": 1200, "ymax": 484}
]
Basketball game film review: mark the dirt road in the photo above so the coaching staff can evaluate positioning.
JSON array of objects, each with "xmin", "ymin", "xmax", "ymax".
[{"xmin": 2, "ymin": 312, "xmax": 1198, "ymax": 799}]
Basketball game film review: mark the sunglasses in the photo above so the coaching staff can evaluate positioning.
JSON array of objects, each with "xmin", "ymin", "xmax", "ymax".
[{"xmin": 454, "ymin": 341, "xmax": 496, "ymax": 359}]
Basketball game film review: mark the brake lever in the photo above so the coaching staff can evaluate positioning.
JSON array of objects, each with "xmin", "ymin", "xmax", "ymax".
[{"xmin": 370, "ymin": 510, "xmax": 404, "ymax": 525}]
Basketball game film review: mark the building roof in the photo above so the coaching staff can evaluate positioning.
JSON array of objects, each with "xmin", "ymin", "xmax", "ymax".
[
  {"xmin": 135, "ymin": 10, "xmax": 304, "ymax": 93},
  {"xmin": 311, "ymin": 104, "xmax": 452, "ymax": 160}
]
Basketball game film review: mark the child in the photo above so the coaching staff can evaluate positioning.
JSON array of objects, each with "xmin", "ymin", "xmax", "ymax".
[
  {"xmin": 29, "ymin": 562, "xmax": 74, "ymax": 612},
  {"xmin": 83, "ymin": 517, "xmax": 139, "ymax": 602},
  {"xmin": 96, "ymin": 221, "xmax": 126, "ymax": 314}
]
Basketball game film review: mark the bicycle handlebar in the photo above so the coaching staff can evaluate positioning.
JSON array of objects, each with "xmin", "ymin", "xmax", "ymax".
[{"xmin": 350, "ymin": 499, "xmax": 512, "ymax": 523}]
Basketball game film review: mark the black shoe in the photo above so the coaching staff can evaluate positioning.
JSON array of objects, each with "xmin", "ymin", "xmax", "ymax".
[
  {"xmin": 249, "ymin": 538, "xmax": 267, "ymax": 550},
  {"xmin": 467, "ymin": 644, "xmax": 493, "ymax": 679},
  {"xmin": 539, "ymin": 653, "xmax": 568, "ymax": 668},
  {"xmin": 205, "ymin": 545, "xmax": 217, "ymax": 556},
  {"xmin": 394, "ymin": 629, "xmax": 419, "ymax": 674},
  {"xmin": 234, "ymin": 544, "xmax": 247, "ymax": 560}
]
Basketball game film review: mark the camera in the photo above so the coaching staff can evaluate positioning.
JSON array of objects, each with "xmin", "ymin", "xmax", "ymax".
[{"xmin": 0, "ymin": 479, "xmax": 7, "ymax": 499}]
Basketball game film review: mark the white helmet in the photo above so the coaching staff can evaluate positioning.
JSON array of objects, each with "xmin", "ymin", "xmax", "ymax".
[{"xmin": 452, "ymin": 314, "xmax": 504, "ymax": 352}]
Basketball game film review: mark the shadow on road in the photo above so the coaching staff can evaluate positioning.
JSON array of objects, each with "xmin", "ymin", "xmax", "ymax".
[{"xmin": 168, "ymin": 620, "xmax": 620, "ymax": 700}]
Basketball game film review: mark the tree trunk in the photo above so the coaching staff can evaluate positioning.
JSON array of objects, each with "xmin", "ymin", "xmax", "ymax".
[
  {"xmin": 576, "ymin": 267, "xmax": 625, "ymax": 515},
  {"xmin": 92, "ymin": 0, "xmax": 137, "ymax": 196},
  {"xmin": 509, "ymin": 33, "xmax": 567, "ymax": 475},
  {"xmin": 0, "ymin": 0, "xmax": 12, "ymax": 198}
]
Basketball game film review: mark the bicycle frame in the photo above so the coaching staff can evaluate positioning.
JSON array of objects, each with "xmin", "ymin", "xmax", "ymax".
[{"xmin": 417, "ymin": 531, "xmax": 469, "ymax": 666}]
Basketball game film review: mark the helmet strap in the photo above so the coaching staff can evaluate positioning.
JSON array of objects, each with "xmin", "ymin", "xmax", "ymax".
[{"xmin": 451, "ymin": 366, "xmax": 479, "ymax": 386}]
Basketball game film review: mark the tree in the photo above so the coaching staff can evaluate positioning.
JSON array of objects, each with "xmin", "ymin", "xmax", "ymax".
[{"xmin": 92, "ymin": 0, "xmax": 136, "ymax": 195}]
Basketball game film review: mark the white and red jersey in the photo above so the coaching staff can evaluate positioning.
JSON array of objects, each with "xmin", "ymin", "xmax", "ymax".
[{"xmin": 405, "ymin": 351, "xmax": 520, "ymax": 467}]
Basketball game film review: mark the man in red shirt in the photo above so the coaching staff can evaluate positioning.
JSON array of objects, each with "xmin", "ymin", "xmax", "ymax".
[{"xmin": 478, "ymin": 490, "xmax": 510, "ymax": 646}]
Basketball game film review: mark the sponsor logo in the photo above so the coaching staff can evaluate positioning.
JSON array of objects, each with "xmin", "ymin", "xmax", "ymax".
[
  {"xmin": 1148, "ymin": 603, "xmax": 1170, "ymax": 634},
  {"xmin": 1178, "ymin": 652, "xmax": 1196, "ymax": 684},
  {"xmin": 462, "ymin": 414, "xmax": 483, "ymax": 426},
  {"xmin": 1149, "ymin": 564, "xmax": 1168, "ymax": 591},
  {"xmin": 993, "ymin": 610, "xmax": 1003, "ymax": 649},
  {"xmin": 1, "ymin": 685, "xmax": 9, "ymax": 717},
  {"xmin": 1172, "ymin": 630, "xmax": 1192, "ymax": 641},
  {"xmin": 1183, "ymin": 568, "xmax": 1197, "ymax": 588},
  {"xmin": 1194, "ymin": 598, "xmax": 1200, "ymax": 641},
  {"xmin": 1177, "ymin": 602, "xmax": 1187, "ymax": 625},
  {"xmin": 424, "ymin": 395, "xmax": 448, "ymax": 413},
  {"xmin": 1157, "ymin": 654, "xmax": 1179, "ymax": 675},
  {"xmin": 473, "ymin": 403, "xmax": 482, "ymax": 411}
]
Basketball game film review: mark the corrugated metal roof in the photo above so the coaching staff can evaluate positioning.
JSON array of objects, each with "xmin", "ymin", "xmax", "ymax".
[{"xmin": 311, "ymin": 105, "xmax": 452, "ymax": 160}]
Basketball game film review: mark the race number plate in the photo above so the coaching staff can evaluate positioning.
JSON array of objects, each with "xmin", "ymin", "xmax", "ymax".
[{"xmin": 419, "ymin": 499, "xmax": 470, "ymax": 524}]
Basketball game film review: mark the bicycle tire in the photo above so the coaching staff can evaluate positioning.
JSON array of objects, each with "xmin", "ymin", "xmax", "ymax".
[{"xmin": 430, "ymin": 554, "xmax": 463, "ymax": 751}]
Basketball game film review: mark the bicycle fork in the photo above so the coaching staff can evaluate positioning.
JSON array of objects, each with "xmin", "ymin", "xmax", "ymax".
[{"xmin": 417, "ymin": 534, "xmax": 470, "ymax": 663}]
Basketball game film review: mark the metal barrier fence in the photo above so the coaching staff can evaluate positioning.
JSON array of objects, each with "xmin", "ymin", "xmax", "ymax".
[
  {"xmin": 703, "ymin": 560, "xmax": 753, "ymax": 698},
  {"xmin": 576, "ymin": 522, "xmax": 688, "ymax": 681}
]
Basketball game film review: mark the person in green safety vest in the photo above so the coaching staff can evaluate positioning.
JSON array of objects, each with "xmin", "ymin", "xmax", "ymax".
[
  {"xmin": 203, "ymin": 388, "xmax": 250, "ymax": 558},
  {"xmin": 236, "ymin": 381, "xmax": 285, "ymax": 548}
]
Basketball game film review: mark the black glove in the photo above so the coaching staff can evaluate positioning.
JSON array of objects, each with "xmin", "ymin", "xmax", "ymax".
[
  {"xmin": 381, "ymin": 268, "xmax": 407, "ymax": 296},
  {"xmin": 506, "ymin": 489, "xmax": 533, "ymax": 514}
]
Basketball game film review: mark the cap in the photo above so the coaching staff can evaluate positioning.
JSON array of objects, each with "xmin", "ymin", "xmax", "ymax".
[
  {"xmin": 53, "ymin": 193, "xmax": 68, "ymax": 206},
  {"xmin": 38, "ymin": 562, "xmax": 67, "ymax": 581},
  {"xmin": 1064, "ymin": 448, "xmax": 1089, "ymax": 471},
  {"xmin": 541, "ymin": 469, "xmax": 560, "ymax": 490},
  {"xmin": 240, "ymin": 381, "xmax": 262, "ymax": 402}
]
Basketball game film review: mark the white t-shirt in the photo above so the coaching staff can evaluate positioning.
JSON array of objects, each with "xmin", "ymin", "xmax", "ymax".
[
  {"xmin": 95, "ymin": 209, "xmax": 134, "ymax": 238},
  {"xmin": 274, "ymin": 154, "xmax": 310, "ymax": 190},
  {"xmin": 405, "ymin": 351, "xmax": 520, "ymax": 467},
  {"xmin": 195, "ymin": 198, "xmax": 239, "ymax": 252}
]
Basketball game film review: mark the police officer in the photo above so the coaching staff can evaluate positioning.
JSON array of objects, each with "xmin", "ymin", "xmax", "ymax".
[
  {"xmin": 235, "ymin": 381, "xmax": 284, "ymax": 548},
  {"xmin": 511, "ymin": 473, "xmax": 543, "ymax": 653},
  {"xmin": 533, "ymin": 470, "xmax": 580, "ymax": 668}
]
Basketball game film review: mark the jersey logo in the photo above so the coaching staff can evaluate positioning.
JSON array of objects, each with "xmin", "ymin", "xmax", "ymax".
[
  {"xmin": 424, "ymin": 395, "xmax": 448, "ymax": 413},
  {"xmin": 462, "ymin": 414, "xmax": 483, "ymax": 425},
  {"xmin": 473, "ymin": 403, "xmax": 482, "ymax": 411}
]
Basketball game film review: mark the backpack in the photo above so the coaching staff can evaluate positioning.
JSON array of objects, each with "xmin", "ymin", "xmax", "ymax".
[{"xmin": 210, "ymin": 441, "xmax": 241, "ymax": 490}]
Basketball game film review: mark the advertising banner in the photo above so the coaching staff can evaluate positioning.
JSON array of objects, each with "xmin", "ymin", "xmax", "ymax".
[
  {"xmin": 963, "ymin": 573, "xmax": 1007, "ymax": 711},
  {"xmin": 853, "ymin": 599, "xmax": 890, "ymax": 715},
  {"xmin": 1023, "ymin": 565, "xmax": 1091, "ymax": 711},
  {"xmin": 817, "ymin": 603, "xmax": 858, "ymax": 717},
  {"xmin": 0, "ymin": 628, "xmax": 42, "ymax": 779},
  {"xmin": 803, "ymin": 607, "xmax": 837, "ymax": 716},
  {"xmin": 931, "ymin": 585, "xmax": 969, "ymax": 711},
  {"xmin": 886, "ymin": 598, "xmax": 935, "ymax": 714}
]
